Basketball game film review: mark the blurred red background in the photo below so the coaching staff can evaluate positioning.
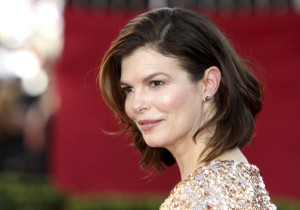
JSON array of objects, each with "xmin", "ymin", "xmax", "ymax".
[{"xmin": 51, "ymin": 7, "xmax": 300, "ymax": 199}]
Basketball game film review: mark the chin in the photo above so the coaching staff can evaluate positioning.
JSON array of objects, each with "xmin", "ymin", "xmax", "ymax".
[
  {"xmin": 144, "ymin": 141, "xmax": 161, "ymax": 148},
  {"xmin": 143, "ymin": 138, "xmax": 165, "ymax": 148}
]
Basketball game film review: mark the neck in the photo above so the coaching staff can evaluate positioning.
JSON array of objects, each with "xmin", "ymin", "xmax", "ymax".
[
  {"xmin": 167, "ymin": 138, "xmax": 207, "ymax": 181},
  {"xmin": 168, "ymin": 141, "xmax": 248, "ymax": 181}
]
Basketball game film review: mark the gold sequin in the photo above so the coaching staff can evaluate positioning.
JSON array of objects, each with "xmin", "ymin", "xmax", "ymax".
[{"xmin": 160, "ymin": 160, "xmax": 276, "ymax": 209}]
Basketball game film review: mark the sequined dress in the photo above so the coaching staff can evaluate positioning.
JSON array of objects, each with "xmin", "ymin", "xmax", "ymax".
[{"xmin": 160, "ymin": 160, "xmax": 276, "ymax": 209}]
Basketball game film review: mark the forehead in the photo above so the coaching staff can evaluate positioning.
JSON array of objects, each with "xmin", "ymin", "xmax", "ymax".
[{"xmin": 120, "ymin": 47, "xmax": 184, "ymax": 81}]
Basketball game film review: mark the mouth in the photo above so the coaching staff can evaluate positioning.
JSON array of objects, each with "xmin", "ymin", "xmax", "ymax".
[{"xmin": 137, "ymin": 119, "xmax": 163, "ymax": 132}]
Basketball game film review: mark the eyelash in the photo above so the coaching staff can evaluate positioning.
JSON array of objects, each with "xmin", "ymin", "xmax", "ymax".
[
  {"xmin": 120, "ymin": 80, "xmax": 164, "ymax": 96},
  {"xmin": 150, "ymin": 80, "xmax": 164, "ymax": 87},
  {"xmin": 121, "ymin": 87, "xmax": 134, "ymax": 95}
]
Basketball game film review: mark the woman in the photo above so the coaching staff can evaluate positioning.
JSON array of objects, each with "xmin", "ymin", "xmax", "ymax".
[{"xmin": 99, "ymin": 7, "xmax": 276, "ymax": 209}]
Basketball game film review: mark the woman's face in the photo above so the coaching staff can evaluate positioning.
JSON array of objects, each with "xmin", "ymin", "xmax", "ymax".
[{"xmin": 120, "ymin": 48, "xmax": 205, "ymax": 151}]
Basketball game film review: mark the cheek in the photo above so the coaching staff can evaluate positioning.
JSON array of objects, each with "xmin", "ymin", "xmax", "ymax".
[
  {"xmin": 154, "ymin": 88, "xmax": 191, "ymax": 111},
  {"xmin": 124, "ymin": 100, "xmax": 134, "ymax": 120}
]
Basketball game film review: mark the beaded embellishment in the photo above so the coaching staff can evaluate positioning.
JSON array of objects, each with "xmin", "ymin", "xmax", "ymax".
[{"xmin": 160, "ymin": 160, "xmax": 276, "ymax": 209}]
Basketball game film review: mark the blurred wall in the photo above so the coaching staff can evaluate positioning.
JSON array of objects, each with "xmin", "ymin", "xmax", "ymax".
[{"xmin": 51, "ymin": 6, "xmax": 300, "ymax": 198}]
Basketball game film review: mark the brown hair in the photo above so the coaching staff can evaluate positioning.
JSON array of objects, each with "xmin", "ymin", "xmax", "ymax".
[{"xmin": 99, "ymin": 7, "xmax": 263, "ymax": 172}]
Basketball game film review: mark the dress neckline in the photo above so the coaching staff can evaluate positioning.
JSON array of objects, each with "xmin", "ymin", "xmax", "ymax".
[{"xmin": 182, "ymin": 159, "xmax": 257, "ymax": 183}]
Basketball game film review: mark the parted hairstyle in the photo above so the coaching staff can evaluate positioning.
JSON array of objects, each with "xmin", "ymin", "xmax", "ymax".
[{"xmin": 99, "ymin": 7, "xmax": 263, "ymax": 172}]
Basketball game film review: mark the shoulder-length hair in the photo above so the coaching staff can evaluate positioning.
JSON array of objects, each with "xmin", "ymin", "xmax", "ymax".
[{"xmin": 99, "ymin": 7, "xmax": 263, "ymax": 172}]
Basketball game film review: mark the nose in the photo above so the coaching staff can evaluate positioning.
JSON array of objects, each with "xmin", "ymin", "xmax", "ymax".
[{"xmin": 130, "ymin": 90, "xmax": 150, "ymax": 114}]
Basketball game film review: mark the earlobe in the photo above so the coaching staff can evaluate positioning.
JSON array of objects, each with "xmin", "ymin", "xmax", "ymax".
[{"xmin": 202, "ymin": 66, "xmax": 221, "ymax": 100}]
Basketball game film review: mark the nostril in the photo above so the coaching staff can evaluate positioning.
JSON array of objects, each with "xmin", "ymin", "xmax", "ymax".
[
  {"xmin": 132, "ymin": 102, "xmax": 150, "ymax": 114},
  {"xmin": 131, "ymin": 92, "xmax": 149, "ymax": 113},
  {"xmin": 138, "ymin": 107, "xmax": 147, "ymax": 113}
]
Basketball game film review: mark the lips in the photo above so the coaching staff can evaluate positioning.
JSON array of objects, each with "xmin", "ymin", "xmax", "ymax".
[{"xmin": 137, "ymin": 119, "xmax": 162, "ymax": 132}]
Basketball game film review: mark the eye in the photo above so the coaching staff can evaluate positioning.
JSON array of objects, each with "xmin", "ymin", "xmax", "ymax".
[
  {"xmin": 121, "ymin": 86, "xmax": 134, "ymax": 96},
  {"xmin": 150, "ymin": 80, "xmax": 164, "ymax": 87}
]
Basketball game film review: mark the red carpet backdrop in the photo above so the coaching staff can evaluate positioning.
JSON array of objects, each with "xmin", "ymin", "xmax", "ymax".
[{"xmin": 51, "ymin": 7, "xmax": 300, "ymax": 199}]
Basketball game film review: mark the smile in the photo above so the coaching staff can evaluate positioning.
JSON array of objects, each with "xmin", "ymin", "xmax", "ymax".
[{"xmin": 137, "ymin": 119, "xmax": 163, "ymax": 132}]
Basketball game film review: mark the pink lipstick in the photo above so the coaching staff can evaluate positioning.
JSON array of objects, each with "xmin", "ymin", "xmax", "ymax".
[{"xmin": 137, "ymin": 119, "xmax": 162, "ymax": 132}]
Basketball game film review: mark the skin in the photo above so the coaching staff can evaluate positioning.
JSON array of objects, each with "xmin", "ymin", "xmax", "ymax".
[{"xmin": 120, "ymin": 47, "xmax": 248, "ymax": 180}]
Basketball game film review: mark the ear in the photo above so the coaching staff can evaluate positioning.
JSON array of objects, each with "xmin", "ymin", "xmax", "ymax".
[{"xmin": 201, "ymin": 66, "xmax": 221, "ymax": 100}]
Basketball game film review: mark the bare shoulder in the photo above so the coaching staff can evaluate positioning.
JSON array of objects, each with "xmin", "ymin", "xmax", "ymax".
[{"xmin": 216, "ymin": 148, "xmax": 249, "ymax": 163}]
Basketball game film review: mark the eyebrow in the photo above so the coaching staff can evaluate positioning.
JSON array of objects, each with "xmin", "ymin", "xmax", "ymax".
[{"xmin": 120, "ymin": 72, "xmax": 171, "ymax": 86}]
